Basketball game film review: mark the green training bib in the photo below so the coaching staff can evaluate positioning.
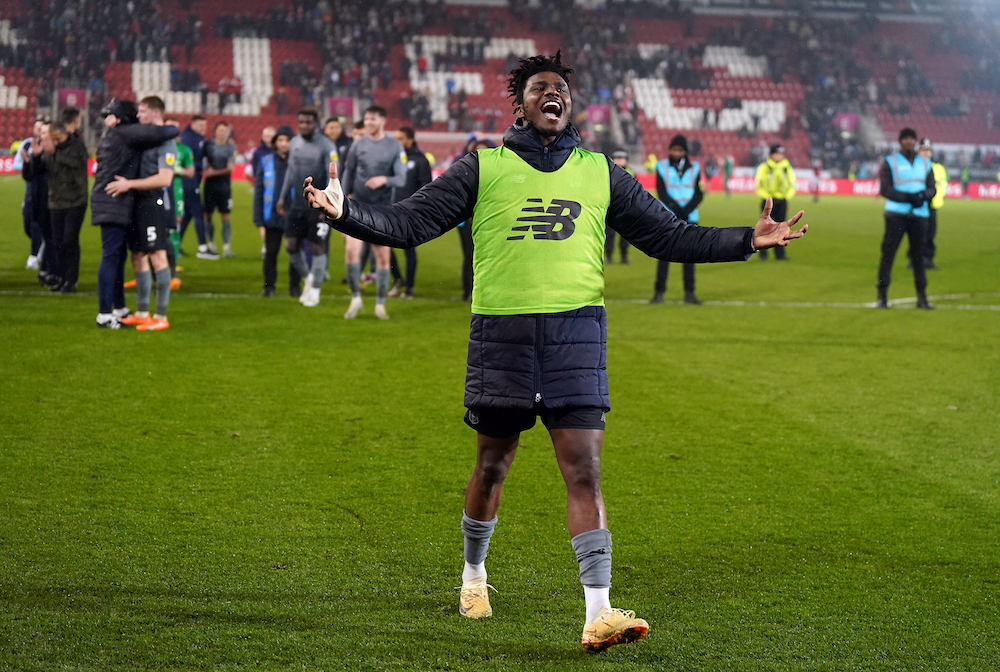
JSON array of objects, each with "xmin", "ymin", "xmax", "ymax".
[{"xmin": 471, "ymin": 146, "xmax": 611, "ymax": 315}]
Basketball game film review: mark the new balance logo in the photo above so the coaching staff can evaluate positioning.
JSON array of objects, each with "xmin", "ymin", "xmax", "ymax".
[{"xmin": 507, "ymin": 198, "xmax": 581, "ymax": 240}]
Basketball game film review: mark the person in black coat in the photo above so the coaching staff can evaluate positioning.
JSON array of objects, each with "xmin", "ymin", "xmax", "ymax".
[
  {"xmin": 253, "ymin": 126, "xmax": 293, "ymax": 297},
  {"xmin": 20, "ymin": 121, "xmax": 58, "ymax": 287},
  {"xmin": 304, "ymin": 54, "xmax": 808, "ymax": 651},
  {"xmin": 32, "ymin": 120, "xmax": 90, "ymax": 293},
  {"xmin": 90, "ymin": 98, "xmax": 180, "ymax": 328},
  {"xmin": 387, "ymin": 126, "xmax": 433, "ymax": 298}
]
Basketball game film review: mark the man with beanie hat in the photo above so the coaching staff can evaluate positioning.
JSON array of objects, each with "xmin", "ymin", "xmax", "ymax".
[
  {"xmin": 254, "ymin": 125, "xmax": 293, "ymax": 297},
  {"xmin": 877, "ymin": 128, "xmax": 936, "ymax": 309},
  {"xmin": 652, "ymin": 135, "xmax": 702, "ymax": 305},
  {"xmin": 917, "ymin": 137, "xmax": 947, "ymax": 270},
  {"xmin": 105, "ymin": 95, "xmax": 178, "ymax": 331},
  {"xmin": 754, "ymin": 144, "xmax": 797, "ymax": 260},
  {"xmin": 90, "ymin": 98, "xmax": 179, "ymax": 328}
]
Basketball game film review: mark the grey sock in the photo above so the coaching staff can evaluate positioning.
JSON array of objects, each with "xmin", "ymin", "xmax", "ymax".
[
  {"xmin": 461, "ymin": 512, "xmax": 497, "ymax": 565},
  {"xmin": 222, "ymin": 218, "xmax": 231, "ymax": 245},
  {"xmin": 376, "ymin": 267, "xmax": 390, "ymax": 304},
  {"xmin": 153, "ymin": 267, "xmax": 171, "ymax": 317},
  {"xmin": 346, "ymin": 262, "xmax": 362, "ymax": 297},
  {"xmin": 135, "ymin": 270, "xmax": 152, "ymax": 313},
  {"xmin": 571, "ymin": 529, "xmax": 612, "ymax": 588},
  {"xmin": 206, "ymin": 220, "xmax": 215, "ymax": 244},
  {"xmin": 311, "ymin": 254, "xmax": 327, "ymax": 288},
  {"xmin": 289, "ymin": 250, "xmax": 310, "ymax": 280}
]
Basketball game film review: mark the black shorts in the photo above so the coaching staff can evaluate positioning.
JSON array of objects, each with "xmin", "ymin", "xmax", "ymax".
[
  {"xmin": 464, "ymin": 405, "xmax": 607, "ymax": 438},
  {"xmin": 127, "ymin": 196, "xmax": 172, "ymax": 253},
  {"xmin": 284, "ymin": 207, "xmax": 331, "ymax": 244},
  {"xmin": 204, "ymin": 181, "xmax": 232, "ymax": 215}
]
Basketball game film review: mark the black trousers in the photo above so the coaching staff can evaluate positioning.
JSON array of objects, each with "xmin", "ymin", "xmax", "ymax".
[
  {"xmin": 878, "ymin": 213, "xmax": 928, "ymax": 293},
  {"xmin": 604, "ymin": 224, "xmax": 630, "ymax": 261},
  {"xmin": 457, "ymin": 224, "xmax": 474, "ymax": 299},
  {"xmin": 923, "ymin": 208, "xmax": 937, "ymax": 261},
  {"xmin": 262, "ymin": 227, "xmax": 284, "ymax": 290},
  {"xmin": 389, "ymin": 247, "xmax": 418, "ymax": 291},
  {"xmin": 23, "ymin": 197, "xmax": 43, "ymax": 255},
  {"xmin": 50, "ymin": 204, "xmax": 87, "ymax": 286},
  {"xmin": 98, "ymin": 225, "xmax": 128, "ymax": 314},
  {"xmin": 654, "ymin": 260, "xmax": 695, "ymax": 294},
  {"xmin": 758, "ymin": 198, "xmax": 787, "ymax": 259}
]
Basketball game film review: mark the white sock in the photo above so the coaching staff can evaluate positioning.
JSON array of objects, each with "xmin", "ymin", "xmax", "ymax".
[
  {"xmin": 112, "ymin": 307, "xmax": 130, "ymax": 318},
  {"xmin": 584, "ymin": 586, "xmax": 611, "ymax": 624},
  {"xmin": 462, "ymin": 561, "xmax": 486, "ymax": 584},
  {"xmin": 97, "ymin": 313, "xmax": 114, "ymax": 323}
]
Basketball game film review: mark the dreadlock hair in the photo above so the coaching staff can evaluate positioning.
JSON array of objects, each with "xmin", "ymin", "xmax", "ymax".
[{"xmin": 506, "ymin": 51, "xmax": 575, "ymax": 110}]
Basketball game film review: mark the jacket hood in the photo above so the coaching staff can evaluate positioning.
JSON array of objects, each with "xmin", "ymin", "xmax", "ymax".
[{"xmin": 502, "ymin": 121, "xmax": 581, "ymax": 172}]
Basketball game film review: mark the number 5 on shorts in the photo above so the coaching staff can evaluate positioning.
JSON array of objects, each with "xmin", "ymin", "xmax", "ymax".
[{"xmin": 146, "ymin": 226, "xmax": 157, "ymax": 243}]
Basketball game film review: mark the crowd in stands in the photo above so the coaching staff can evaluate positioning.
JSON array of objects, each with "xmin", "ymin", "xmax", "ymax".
[{"xmin": 2, "ymin": 0, "xmax": 999, "ymax": 178}]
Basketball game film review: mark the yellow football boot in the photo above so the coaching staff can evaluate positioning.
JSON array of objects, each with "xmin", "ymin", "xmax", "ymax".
[
  {"xmin": 581, "ymin": 607, "xmax": 649, "ymax": 653},
  {"xmin": 458, "ymin": 577, "xmax": 495, "ymax": 619}
]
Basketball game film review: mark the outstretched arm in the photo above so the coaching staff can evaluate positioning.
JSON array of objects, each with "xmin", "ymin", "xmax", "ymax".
[
  {"xmin": 305, "ymin": 153, "xmax": 478, "ymax": 248},
  {"xmin": 606, "ymin": 161, "xmax": 805, "ymax": 261}
]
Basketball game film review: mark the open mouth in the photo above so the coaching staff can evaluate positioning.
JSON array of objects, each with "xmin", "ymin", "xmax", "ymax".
[{"xmin": 541, "ymin": 100, "xmax": 562, "ymax": 122}]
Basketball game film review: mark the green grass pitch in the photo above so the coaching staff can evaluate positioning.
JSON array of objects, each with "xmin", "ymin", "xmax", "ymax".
[{"xmin": 1, "ymin": 174, "xmax": 998, "ymax": 671}]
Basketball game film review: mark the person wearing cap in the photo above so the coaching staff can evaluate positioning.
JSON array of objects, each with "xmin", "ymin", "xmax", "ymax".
[
  {"xmin": 877, "ymin": 128, "xmax": 937, "ymax": 310},
  {"xmin": 90, "ymin": 98, "xmax": 180, "ymax": 329},
  {"xmin": 652, "ymin": 135, "xmax": 703, "ymax": 304},
  {"xmin": 754, "ymin": 144, "xmax": 797, "ymax": 260},
  {"xmin": 917, "ymin": 138, "xmax": 947, "ymax": 270},
  {"xmin": 604, "ymin": 150, "xmax": 633, "ymax": 264},
  {"xmin": 253, "ymin": 125, "xmax": 293, "ymax": 297}
]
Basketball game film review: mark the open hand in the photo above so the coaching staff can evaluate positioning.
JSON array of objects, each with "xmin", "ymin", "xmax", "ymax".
[
  {"xmin": 304, "ymin": 160, "xmax": 344, "ymax": 220},
  {"xmin": 753, "ymin": 197, "xmax": 807, "ymax": 250},
  {"xmin": 364, "ymin": 175, "xmax": 388, "ymax": 190},
  {"xmin": 104, "ymin": 175, "xmax": 132, "ymax": 197}
]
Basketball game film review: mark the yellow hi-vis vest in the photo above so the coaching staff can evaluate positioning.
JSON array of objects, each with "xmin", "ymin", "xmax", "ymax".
[
  {"xmin": 755, "ymin": 158, "xmax": 797, "ymax": 200},
  {"xmin": 931, "ymin": 162, "xmax": 948, "ymax": 210}
]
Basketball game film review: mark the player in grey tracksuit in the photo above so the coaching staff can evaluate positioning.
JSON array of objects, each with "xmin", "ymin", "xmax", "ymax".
[
  {"xmin": 277, "ymin": 109, "xmax": 338, "ymax": 301},
  {"xmin": 339, "ymin": 106, "xmax": 407, "ymax": 319}
]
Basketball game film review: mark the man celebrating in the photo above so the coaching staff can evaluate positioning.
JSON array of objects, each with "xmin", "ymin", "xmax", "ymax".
[
  {"xmin": 652, "ymin": 135, "xmax": 702, "ymax": 305},
  {"xmin": 754, "ymin": 144, "xmax": 797, "ymax": 260},
  {"xmin": 305, "ymin": 53, "xmax": 806, "ymax": 653},
  {"xmin": 877, "ymin": 128, "xmax": 936, "ymax": 309},
  {"xmin": 339, "ymin": 105, "xmax": 407, "ymax": 319}
]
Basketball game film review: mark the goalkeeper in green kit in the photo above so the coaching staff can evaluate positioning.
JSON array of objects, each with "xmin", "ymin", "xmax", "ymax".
[{"xmin": 305, "ymin": 53, "xmax": 808, "ymax": 653}]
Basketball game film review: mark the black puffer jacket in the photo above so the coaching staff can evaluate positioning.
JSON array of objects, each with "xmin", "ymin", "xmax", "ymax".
[
  {"xmin": 329, "ymin": 121, "xmax": 756, "ymax": 410},
  {"xmin": 466, "ymin": 306, "xmax": 608, "ymax": 410},
  {"xmin": 91, "ymin": 123, "xmax": 179, "ymax": 226}
]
